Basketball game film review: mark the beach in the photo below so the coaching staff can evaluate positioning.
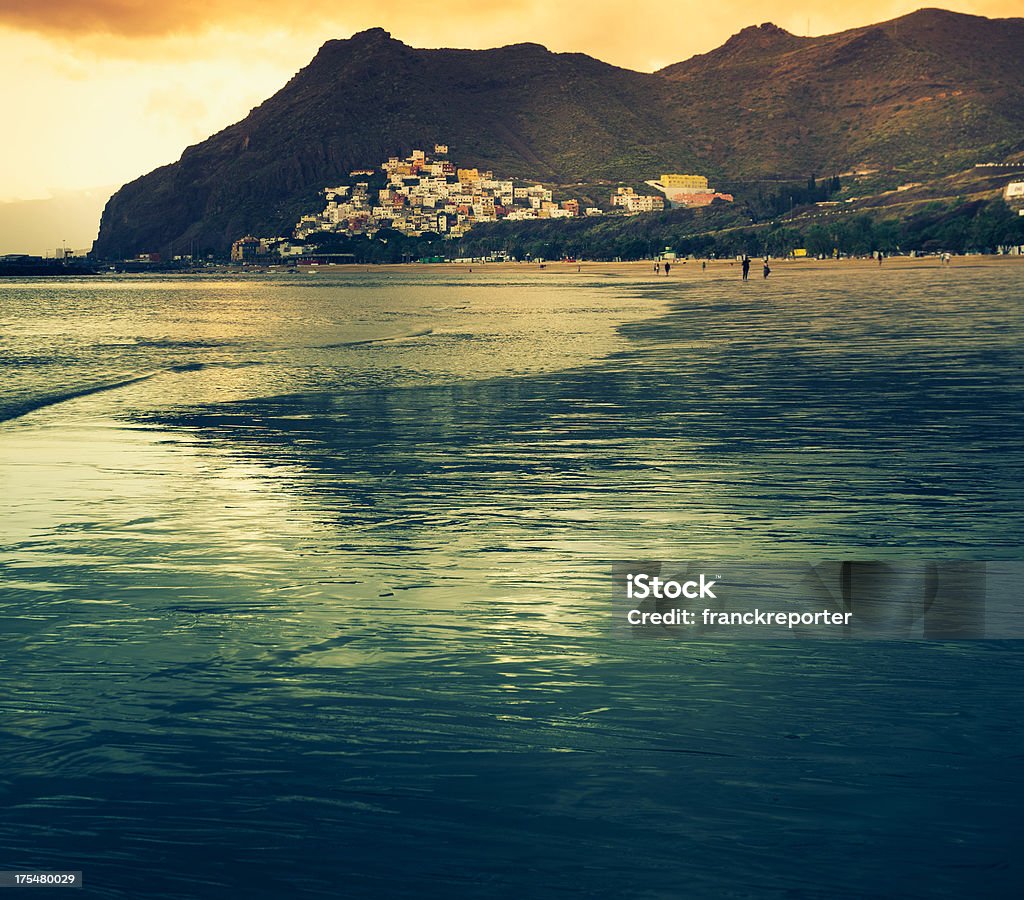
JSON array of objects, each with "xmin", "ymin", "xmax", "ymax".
[
  {"xmin": 243, "ymin": 254, "xmax": 1024, "ymax": 278},
  {"xmin": 2, "ymin": 263, "xmax": 1023, "ymax": 897}
]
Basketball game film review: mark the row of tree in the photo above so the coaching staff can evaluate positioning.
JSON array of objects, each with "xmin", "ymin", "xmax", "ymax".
[
  {"xmin": 452, "ymin": 198, "xmax": 1024, "ymax": 260},
  {"xmin": 744, "ymin": 174, "xmax": 844, "ymax": 219},
  {"xmin": 300, "ymin": 228, "xmax": 447, "ymax": 264}
]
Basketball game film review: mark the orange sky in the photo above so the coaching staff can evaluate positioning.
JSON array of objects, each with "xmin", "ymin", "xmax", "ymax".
[{"xmin": 0, "ymin": 1, "xmax": 1021, "ymax": 208}]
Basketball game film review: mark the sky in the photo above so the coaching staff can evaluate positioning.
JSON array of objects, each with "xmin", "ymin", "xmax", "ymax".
[{"xmin": 0, "ymin": 1, "xmax": 1021, "ymax": 221}]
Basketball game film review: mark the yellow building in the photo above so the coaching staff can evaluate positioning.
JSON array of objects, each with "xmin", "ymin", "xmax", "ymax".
[
  {"xmin": 231, "ymin": 235, "xmax": 260, "ymax": 263},
  {"xmin": 457, "ymin": 168, "xmax": 480, "ymax": 183},
  {"xmin": 660, "ymin": 174, "xmax": 709, "ymax": 190}
]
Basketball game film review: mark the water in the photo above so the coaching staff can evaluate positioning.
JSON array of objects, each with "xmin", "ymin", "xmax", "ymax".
[{"xmin": 2, "ymin": 264, "xmax": 1022, "ymax": 897}]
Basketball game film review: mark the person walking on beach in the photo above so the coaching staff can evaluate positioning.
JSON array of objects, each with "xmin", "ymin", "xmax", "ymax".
[
  {"xmin": 664, "ymin": 262, "xmax": 671, "ymax": 276},
  {"xmin": 741, "ymin": 256, "xmax": 750, "ymax": 280},
  {"xmin": 763, "ymin": 258, "xmax": 771, "ymax": 279},
  {"xmin": 702, "ymin": 260, "xmax": 707, "ymax": 271},
  {"xmin": 654, "ymin": 261, "xmax": 660, "ymax": 274}
]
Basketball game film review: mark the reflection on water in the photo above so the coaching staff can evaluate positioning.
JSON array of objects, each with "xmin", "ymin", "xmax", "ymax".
[{"xmin": 1, "ymin": 267, "xmax": 1022, "ymax": 897}]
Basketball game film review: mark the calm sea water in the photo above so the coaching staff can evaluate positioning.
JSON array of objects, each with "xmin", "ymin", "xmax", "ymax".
[{"xmin": 1, "ymin": 265, "xmax": 1022, "ymax": 898}]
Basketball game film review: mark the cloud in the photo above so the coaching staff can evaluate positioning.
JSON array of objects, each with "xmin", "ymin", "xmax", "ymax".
[
  {"xmin": 3, "ymin": 2, "xmax": 1022, "ymax": 48},
  {"xmin": 1, "ymin": 0, "xmax": 1020, "ymax": 203},
  {"xmin": 0, "ymin": 26, "xmax": 296, "ymax": 200},
  {"xmin": 0, "ymin": 1, "xmax": 228, "ymax": 36},
  {"xmin": 0, "ymin": 1, "xmax": 426, "ymax": 37}
]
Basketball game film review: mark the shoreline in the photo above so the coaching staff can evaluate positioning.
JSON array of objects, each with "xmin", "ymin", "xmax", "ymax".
[
  {"xmin": 4, "ymin": 255, "xmax": 1023, "ymax": 280},
  {"xmin": 300, "ymin": 255, "xmax": 1024, "ymax": 276},
  {"xmin": 102, "ymin": 255, "xmax": 1024, "ymax": 279}
]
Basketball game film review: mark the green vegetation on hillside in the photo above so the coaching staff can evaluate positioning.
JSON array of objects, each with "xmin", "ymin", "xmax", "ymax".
[{"xmin": 453, "ymin": 199, "xmax": 1023, "ymax": 259}]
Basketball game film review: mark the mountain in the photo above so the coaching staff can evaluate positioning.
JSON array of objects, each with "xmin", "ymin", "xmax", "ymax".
[
  {"xmin": 92, "ymin": 9, "xmax": 1024, "ymax": 258},
  {"xmin": 1, "ymin": 187, "xmax": 114, "ymax": 256},
  {"xmin": 658, "ymin": 8, "xmax": 1024, "ymax": 179}
]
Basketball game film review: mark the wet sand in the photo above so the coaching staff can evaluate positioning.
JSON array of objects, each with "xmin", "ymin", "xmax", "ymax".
[{"xmin": 2, "ymin": 265, "xmax": 1023, "ymax": 898}]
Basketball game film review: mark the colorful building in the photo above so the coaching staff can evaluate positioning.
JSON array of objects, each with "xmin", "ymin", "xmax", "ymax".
[
  {"xmin": 611, "ymin": 187, "xmax": 665, "ymax": 214},
  {"xmin": 647, "ymin": 173, "xmax": 733, "ymax": 208}
]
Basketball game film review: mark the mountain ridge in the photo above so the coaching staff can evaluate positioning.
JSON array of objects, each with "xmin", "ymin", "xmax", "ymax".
[{"xmin": 92, "ymin": 8, "xmax": 1024, "ymax": 258}]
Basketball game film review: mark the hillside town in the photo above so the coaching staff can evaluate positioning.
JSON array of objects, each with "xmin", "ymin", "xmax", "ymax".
[
  {"xmin": 295, "ymin": 145, "xmax": 594, "ymax": 241},
  {"xmin": 225, "ymin": 146, "xmax": 1024, "ymax": 266},
  {"xmin": 230, "ymin": 145, "xmax": 732, "ymax": 262}
]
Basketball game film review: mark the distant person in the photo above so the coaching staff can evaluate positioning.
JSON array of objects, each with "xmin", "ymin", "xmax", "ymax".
[
  {"xmin": 741, "ymin": 256, "xmax": 750, "ymax": 280},
  {"xmin": 702, "ymin": 260, "xmax": 707, "ymax": 271},
  {"xmin": 654, "ymin": 261, "xmax": 660, "ymax": 274},
  {"xmin": 664, "ymin": 262, "xmax": 671, "ymax": 276},
  {"xmin": 763, "ymin": 259, "xmax": 771, "ymax": 279},
  {"xmin": 877, "ymin": 250, "xmax": 883, "ymax": 266}
]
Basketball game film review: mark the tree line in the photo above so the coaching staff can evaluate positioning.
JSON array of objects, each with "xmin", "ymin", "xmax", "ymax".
[{"xmin": 454, "ymin": 198, "xmax": 1024, "ymax": 260}]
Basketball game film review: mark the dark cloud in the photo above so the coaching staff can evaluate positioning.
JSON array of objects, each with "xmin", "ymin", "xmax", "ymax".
[{"xmin": 0, "ymin": 1, "xmax": 1019, "ymax": 68}]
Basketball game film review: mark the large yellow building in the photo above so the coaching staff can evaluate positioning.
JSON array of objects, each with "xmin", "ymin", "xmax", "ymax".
[{"xmin": 660, "ymin": 174, "xmax": 709, "ymax": 191}]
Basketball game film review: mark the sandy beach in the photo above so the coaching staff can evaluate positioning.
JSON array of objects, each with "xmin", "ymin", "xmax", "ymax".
[{"xmin": 285, "ymin": 254, "xmax": 1024, "ymax": 278}]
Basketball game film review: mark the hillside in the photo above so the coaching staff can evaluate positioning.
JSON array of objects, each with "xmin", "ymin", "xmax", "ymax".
[
  {"xmin": 659, "ymin": 8, "xmax": 1024, "ymax": 179},
  {"xmin": 92, "ymin": 8, "xmax": 1024, "ymax": 258}
]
